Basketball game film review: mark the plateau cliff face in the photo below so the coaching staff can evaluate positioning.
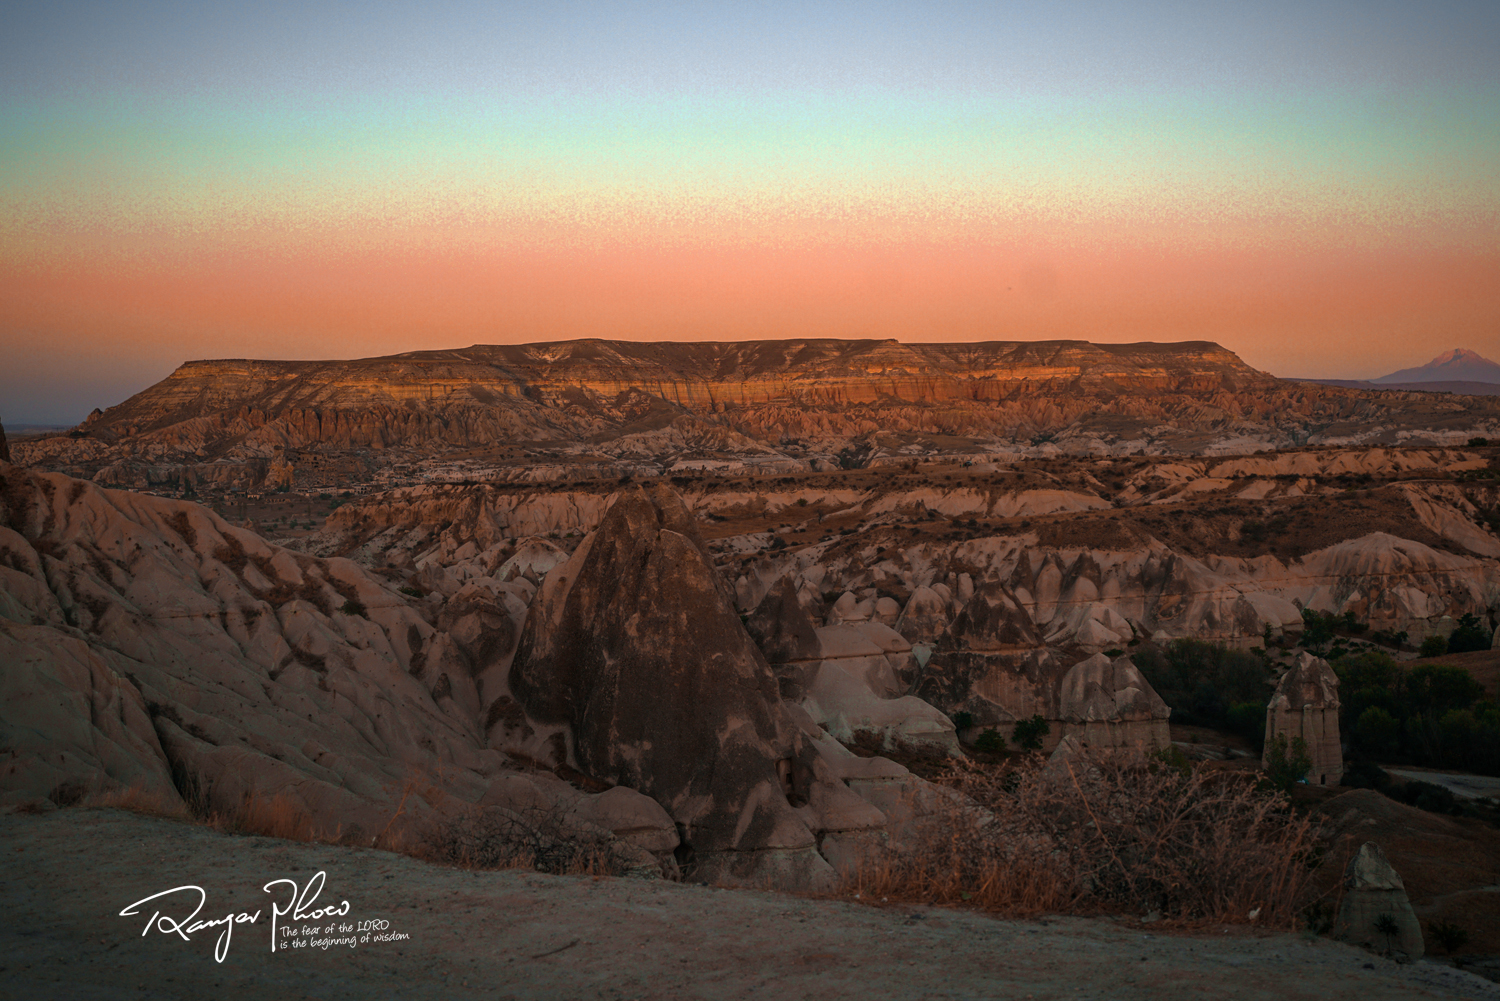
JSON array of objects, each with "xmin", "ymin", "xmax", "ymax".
[{"xmin": 18, "ymin": 338, "xmax": 1500, "ymax": 490}]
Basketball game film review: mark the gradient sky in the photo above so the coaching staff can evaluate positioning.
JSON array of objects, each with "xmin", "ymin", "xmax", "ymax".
[{"xmin": 3, "ymin": 1, "xmax": 1498, "ymax": 424}]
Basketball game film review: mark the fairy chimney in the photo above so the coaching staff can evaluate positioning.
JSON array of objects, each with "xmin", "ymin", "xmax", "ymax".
[{"xmin": 1264, "ymin": 651, "xmax": 1342, "ymax": 786}]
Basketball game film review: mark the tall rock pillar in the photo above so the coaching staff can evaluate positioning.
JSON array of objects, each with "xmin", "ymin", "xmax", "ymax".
[{"xmin": 1263, "ymin": 651, "xmax": 1342, "ymax": 785}]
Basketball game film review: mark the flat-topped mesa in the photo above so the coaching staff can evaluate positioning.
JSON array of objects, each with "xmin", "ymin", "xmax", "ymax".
[{"xmin": 73, "ymin": 337, "xmax": 1272, "ymax": 440}]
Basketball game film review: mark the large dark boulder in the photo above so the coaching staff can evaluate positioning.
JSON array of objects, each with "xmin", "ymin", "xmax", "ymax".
[{"xmin": 509, "ymin": 484, "xmax": 879, "ymax": 888}]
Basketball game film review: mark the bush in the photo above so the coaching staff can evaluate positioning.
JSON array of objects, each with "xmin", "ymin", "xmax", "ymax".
[
  {"xmin": 1225, "ymin": 701, "xmax": 1267, "ymax": 751},
  {"xmin": 1420, "ymin": 634, "xmax": 1449, "ymax": 658},
  {"xmin": 950, "ymin": 711, "xmax": 975, "ymax": 733},
  {"xmin": 974, "ymin": 728, "xmax": 1005, "ymax": 753},
  {"xmin": 1340, "ymin": 758, "xmax": 1391, "ymax": 790},
  {"xmin": 424, "ymin": 803, "xmax": 642, "ymax": 876},
  {"xmin": 1446, "ymin": 613, "xmax": 1491, "ymax": 654},
  {"xmin": 1429, "ymin": 919, "xmax": 1470, "ymax": 954},
  {"xmin": 844, "ymin": 751, "xmax": 1323, "ymax": 926},
  {"xmin": 1010, "ymin": 715, "xmax": 1050, "ymax": 752},
  {"xmin": 1353, "ymin": 707, "xmax": 1401, "ymax": 759},
  {"xmin": 1264, "ymin": 733, "xmax": 1312, "ymax": 793},
  {"xmin": 1388, "ymin": 779, "xmax": 1462, "ymax": 816},
  {"xmin": 340, "ymin": 598, "xmax": 368, "ymax": 618}
]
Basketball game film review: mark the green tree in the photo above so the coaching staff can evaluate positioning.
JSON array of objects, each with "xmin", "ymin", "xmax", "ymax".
[
  {"xmin": 1133, "ymin": 639, "xmax": 1276, "ymax": 732},
  {"xmin": 1010, "ymin": 715, "xmax": 1050, "ymax": 752},
  {"xmin": 974, "ymin": 728, "xmax": 1005, "ymax": 753},
  {"xmin": 1420, "ymin": 634, "xmax": 1449, "ymax": 658},
  {"xmin": 1446, "ymin": 613, "xmax": 1491, "ymax": 654},
  {"xmin": 1264, "ymin": 733, "xmax": 1312, "ymax": 793},
  {"xmin": 1353, "ymin": 706, "xmax": 1401, "ymax": 759}
]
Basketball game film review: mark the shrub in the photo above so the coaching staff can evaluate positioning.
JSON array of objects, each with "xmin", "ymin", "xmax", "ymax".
[
  {"xmin": 1010, "ymin": 715, "xmax": 1050, "ymax": 752},
  {"xmin": 340, "ymin": 598, "xmax": 368, "ymax": 618},
  {"xmin": 1264, "ymin": 733, "xmax": 1312, "ymax": 793},
  {"xmin": 844, "ymin": 751, "xmax": 1322, "ymax": 926},
  {"xmin": 1446, "ymin": 613, "xmax": 1491, "ymax": 654},
  {"xmin": 1225, "ymin": 701, "xmax": 1267, "ymax": 751},
  {"xmin": 1340, "ymin": 758, "xmax": 1391, "ymax": 790},
  {"xmin": 1420, "ymin": 634, "xmax": 1449, "ymax": 658},
  {"xmin": 1428, "ymin": 919, "xmax": 1470, "ymax": 954},
  {"xmin": 424, "ymin": 803, "xmax": 641, "ymax": 877},
  {"xmin": 1353, "ymin": 707, "xmax": 1401, "ymax": 759},
  {"xmin": 974, "ymin": 728, "xmax": 1005, "ymax": 753},
  {"xmin": 950, "ymin": 711, "xmax": 975, "ymax": 733},
  {"xmin": 1388, "ymin": 779, "xmax": 1462, "ymax": 816}
]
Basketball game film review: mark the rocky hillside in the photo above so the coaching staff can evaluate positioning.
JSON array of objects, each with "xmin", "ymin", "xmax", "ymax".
[
  {"xmin": 17, "ymin": 338, "xmax": 1500, "ymax": 491},
  {"xmin": 0, "ymin": 458, "xmax": 942, "ymax": 888},
  {"xmin": 294, "ymin": 446, "xmax": 1500, "ymax": 741}
]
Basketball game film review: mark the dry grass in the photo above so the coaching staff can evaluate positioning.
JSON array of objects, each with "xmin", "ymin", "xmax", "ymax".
[
  {"xmin": 85, "ymin": 784, "xmax": 189, "ymax": 819},
  {"xmin": 204, "ymin": 790, "xmax": 334, "ymax": 843},
  {"xmin": 845, "ymin": 750, "xmax": 1324, "ymax": 928},
  {"xmin": 419, "ymin": 802, "xmax": 642, "ymax": 877}
]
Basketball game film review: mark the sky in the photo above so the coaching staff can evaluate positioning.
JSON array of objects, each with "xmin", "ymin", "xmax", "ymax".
[{"xmin": 2, "ymin": 1, "xmax": 1498, "ymax": 424}]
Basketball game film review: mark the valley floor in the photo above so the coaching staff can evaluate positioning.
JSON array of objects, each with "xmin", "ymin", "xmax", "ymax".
[{"xmin": 3, "ymin": 808, "xmax": 1496, "ymax": 1001}]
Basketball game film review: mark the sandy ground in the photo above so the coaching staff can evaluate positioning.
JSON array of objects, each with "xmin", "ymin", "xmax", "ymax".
[
  {"xmin": 3, "ymin": 808, "xmax": 1498, "ymax": 1001},
  {"xmin": 1387, "ymin": 769, "xmax": 1500, "ymax": 802}
]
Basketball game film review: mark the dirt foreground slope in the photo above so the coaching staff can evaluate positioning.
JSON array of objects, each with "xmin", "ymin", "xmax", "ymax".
[{"xmin": 3, "ymin": 808, "xmax": 1496, "ymax": 1001}]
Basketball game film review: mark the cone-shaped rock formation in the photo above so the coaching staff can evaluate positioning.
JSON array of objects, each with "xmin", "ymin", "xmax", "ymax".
[
  {"xmin": 1264, "ymin": 651, "xmax": 1342, "ymax": 786},
  {"xmin": 509, "ymin": 484, "xmax": 879, "ymax": 888}
]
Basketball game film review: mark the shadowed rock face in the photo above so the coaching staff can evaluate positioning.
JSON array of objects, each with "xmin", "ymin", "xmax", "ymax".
[
  {"xmin": 916, "ymin": 579, "xmax": 1050, "ymax": 719},
  {"xmin": 0, "ymin": 419, "xmax": 9, "ymax": 463},
  {"xmin": 0, "ymin": 462, "xmax": 684, "ymax": 870},
  {"xmin": 509, "ymin": 485, "xmax": 863, "ymax": 886},
  {"xmin": 745, "ymin": 576, "xmax": 822, "ymax": 697}
]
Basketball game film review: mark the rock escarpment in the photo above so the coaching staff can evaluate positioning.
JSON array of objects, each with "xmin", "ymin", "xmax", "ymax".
[
  {"xmin": 20, "ymin": 339, "xmax": 1500, "ymax": 489},
  {"xmin": 507, "ymin": 485, "xmax": 896, "ymax": 888}
]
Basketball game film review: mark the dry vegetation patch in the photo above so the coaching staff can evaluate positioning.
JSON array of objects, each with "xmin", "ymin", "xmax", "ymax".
[{"xmin": 847, "ymin": 751, "xmax": 1323, "ymax": 928}]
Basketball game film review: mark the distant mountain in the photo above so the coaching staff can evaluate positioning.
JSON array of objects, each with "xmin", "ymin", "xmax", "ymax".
[{"xmin": 1373, "ymin": 349, "xmax": 1500, "ymax": 385}]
